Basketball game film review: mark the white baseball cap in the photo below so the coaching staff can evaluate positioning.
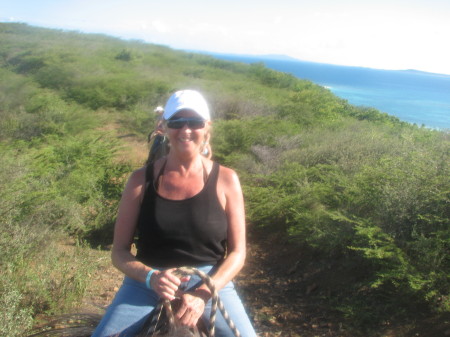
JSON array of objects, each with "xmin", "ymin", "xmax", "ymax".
[{"xmin": 163, "ymin": 90, "xmax": 210, "ymax": 120}]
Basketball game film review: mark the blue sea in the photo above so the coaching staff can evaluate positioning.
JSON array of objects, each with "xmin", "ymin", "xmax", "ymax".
[{"xmin": 209, "ymin": 53, "xmax": 450, "ymax": 130}]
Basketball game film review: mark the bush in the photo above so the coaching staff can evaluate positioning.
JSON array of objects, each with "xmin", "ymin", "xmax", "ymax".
[
  {"xmin": 66, "ymin": 76, "xmax": 169, "ymax": 110},
  {"xmin": 0, "ymin": 132, "xmax": 130, "ymax": 334},
  {"xmin": 0, "ymin": 282, "xmax": 33, "ymax": 337},
  {"xmin": 240, "ymin": 121, "xmax": 449, "ymax": 326}
]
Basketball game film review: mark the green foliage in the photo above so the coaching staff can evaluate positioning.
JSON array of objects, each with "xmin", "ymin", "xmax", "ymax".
[
  {"xmin": 0, "ymin": 133, "xmax": 130, "ymax": 334},
  {"xmin": 1, "ymin": 22, "xmax": 449, "ymax": 334},
  {"xmin": 0, "ymin": 69, "xmax": 99, "ymax": 140},
  {"xmin": 115, "ymin": 48, "xmax": 134, "ymax": 61},
  {"xmin": 66, "ymin": 75, "xmax": 169, "ymax": 110},
  {"xmin": 211, "ymin": 116, "xmax": 303, "ymax": 167},
  {"xmin": 249, "ymin": 62, "xmax": 298, "ymax": 89},
  {"xmin": 0, "ymin": 281, "xmax": 33, "ymax": 337},
  {"xmin": 345, "ymin": 140, "xmax": 450, "ymax": 313},
  {"xmin": 240, "ymin": 122, "xmax": 449, "ymax": 327}
]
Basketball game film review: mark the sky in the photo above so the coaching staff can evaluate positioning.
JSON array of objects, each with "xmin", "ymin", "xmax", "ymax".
[{"xmin": 1, "ymin": 0, "xmax": 450, "ymax": 75}]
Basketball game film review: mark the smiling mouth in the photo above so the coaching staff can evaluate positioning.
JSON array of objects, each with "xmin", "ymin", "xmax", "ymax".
[{"xmin": 179, "ymin": 137, "xmax": 193, "ymax": 142}]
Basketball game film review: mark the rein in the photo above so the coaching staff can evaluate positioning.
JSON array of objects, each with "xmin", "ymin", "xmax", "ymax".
[{"xmin": 138, "ymin": 267, "xmax": 242, "ymax": 337}]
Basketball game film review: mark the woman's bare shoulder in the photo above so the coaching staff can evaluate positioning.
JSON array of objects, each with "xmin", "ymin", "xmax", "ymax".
[
  {"xmin": 218, "ymin": 164, "xmax": 237, "ymax": 177},
  {"xmin": 130, "ymin": 158, "xmax": 166, "ymax": 182},
  {"xmin": 123, "ymin": 166, "xmax": 147, "ymax": 192},
  {"xmin": 129, "ymin": 166, "xmax": 146, "ymax": 181},
  {"xmin": 217, "ymin": 164, "xmax": 241, "ymax": 188}
]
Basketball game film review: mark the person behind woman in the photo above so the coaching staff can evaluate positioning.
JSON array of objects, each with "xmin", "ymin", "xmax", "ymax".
[
  {"xmin": 146, "ymin": 106, "xmax": 168, "ymax": 165},
  {"xmin": 92, "ymin": 89, "xmax": 256, "ymax": 336}
]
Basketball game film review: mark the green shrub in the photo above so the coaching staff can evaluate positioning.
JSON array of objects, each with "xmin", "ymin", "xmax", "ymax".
[
  {"xmin": 66, "ymin": 75, "xmax": 169, "ymax": 110},
  {"xmin": 241, "ymin": 121, "xmax": 449, "ymax": 326},
  {"xmin": 0, "ymin": 281, "xmax": 33, "ymax": 337},
  {"xmin": 0, "ymin": 133, "xmax": 130, "ymax": 333}
]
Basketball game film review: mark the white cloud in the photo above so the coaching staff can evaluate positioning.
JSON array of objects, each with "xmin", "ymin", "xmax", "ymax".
[
  {"xmin": 3, "ymin": 0, "xmax": 450, "ymax": 74},
  {"xmin": 152, "ymin": 20, "xmax": 169, "ymax": 33}
]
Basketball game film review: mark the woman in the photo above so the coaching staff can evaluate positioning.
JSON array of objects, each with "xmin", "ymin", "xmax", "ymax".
[{"xmin": 92, "ymin": 90, "xmax": 256, "ymax": 337}]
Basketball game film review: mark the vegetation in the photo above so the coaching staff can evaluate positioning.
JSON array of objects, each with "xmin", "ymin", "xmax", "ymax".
[{"xmin": 0, "ymin": 23, "xmax": 448, "ymax": 336}]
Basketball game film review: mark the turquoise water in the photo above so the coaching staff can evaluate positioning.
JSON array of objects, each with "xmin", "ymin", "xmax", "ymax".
[{"xmin": 211, "ymin": 53, "xmax": 450, "ymax": 130}]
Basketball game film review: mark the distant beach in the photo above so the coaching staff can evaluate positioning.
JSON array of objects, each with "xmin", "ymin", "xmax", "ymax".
[{"xmin": 210, "ymin": 53, "xmax": 450, "ymax": 130}]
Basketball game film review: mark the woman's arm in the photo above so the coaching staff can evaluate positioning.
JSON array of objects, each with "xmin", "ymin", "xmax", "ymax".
[
  {"xmin": 111, "ymin": 167, "xmax": 182, "ymax": 300},
  {"xmin": 111, "ymin": 168, "xmax": 148, "ymax": 281},
  {"xmin": 194, "ymin": 165, "xmax": 247, "ymax": 297}
]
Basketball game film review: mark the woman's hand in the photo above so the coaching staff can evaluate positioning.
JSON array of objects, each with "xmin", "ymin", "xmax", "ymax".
[
  {"xmin": 150, "ymin": 268, "xmax": 189, "ymax": 300},
  {"xmin": 175, "ymin": 292, "xmax": 208, "ymax": 328}
]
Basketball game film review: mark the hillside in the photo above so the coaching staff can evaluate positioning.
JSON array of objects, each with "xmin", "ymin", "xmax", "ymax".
[{"xmin": 0, "ymin": 23, "xmax": 449, "ymax": 336}]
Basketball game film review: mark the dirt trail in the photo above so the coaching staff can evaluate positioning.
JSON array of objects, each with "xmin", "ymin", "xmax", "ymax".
[
  {"xmin": 79, "ymin": 250, "xmax": 123, "ymax": 316},
  {"xmin": 234, "ymin": 226, "xmax": 349, "ymax": 337}
]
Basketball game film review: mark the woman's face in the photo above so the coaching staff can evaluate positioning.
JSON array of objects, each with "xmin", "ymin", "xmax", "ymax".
[{"xmin": 165, "ymin": 109, "xmax": 210, "ymax": 157}]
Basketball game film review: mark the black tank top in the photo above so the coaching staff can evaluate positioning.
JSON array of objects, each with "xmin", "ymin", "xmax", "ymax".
[{"xmin": 135, "ymin": 161, "xmax": 228, "ymax": 268}]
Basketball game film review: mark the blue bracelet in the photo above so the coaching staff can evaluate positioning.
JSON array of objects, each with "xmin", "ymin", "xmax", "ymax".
[{"xmin": 145, "ymin": 269, "xmax": 158, "ymax": 289}]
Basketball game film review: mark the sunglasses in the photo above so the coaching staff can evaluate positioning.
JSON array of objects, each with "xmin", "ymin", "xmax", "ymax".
[{"xmin": 166, "ymin": 118, "xmax": 206, "ymax": 130}]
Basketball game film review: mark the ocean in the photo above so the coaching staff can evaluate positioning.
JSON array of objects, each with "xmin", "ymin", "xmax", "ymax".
[{"xmin": 209, "ymin": 53, "xmax": 450, "ymax": 130}]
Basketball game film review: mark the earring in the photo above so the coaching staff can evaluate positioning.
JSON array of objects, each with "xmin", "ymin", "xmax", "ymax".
[{"xmin": 202, "ymin": 141, "xmax": 210, "ymax": 157}]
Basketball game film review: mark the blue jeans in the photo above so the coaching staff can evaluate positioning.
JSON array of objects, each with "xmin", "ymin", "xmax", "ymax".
[{"xmin": 91, "ymin": 266, "xmax": 257, "ymax": 337}]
